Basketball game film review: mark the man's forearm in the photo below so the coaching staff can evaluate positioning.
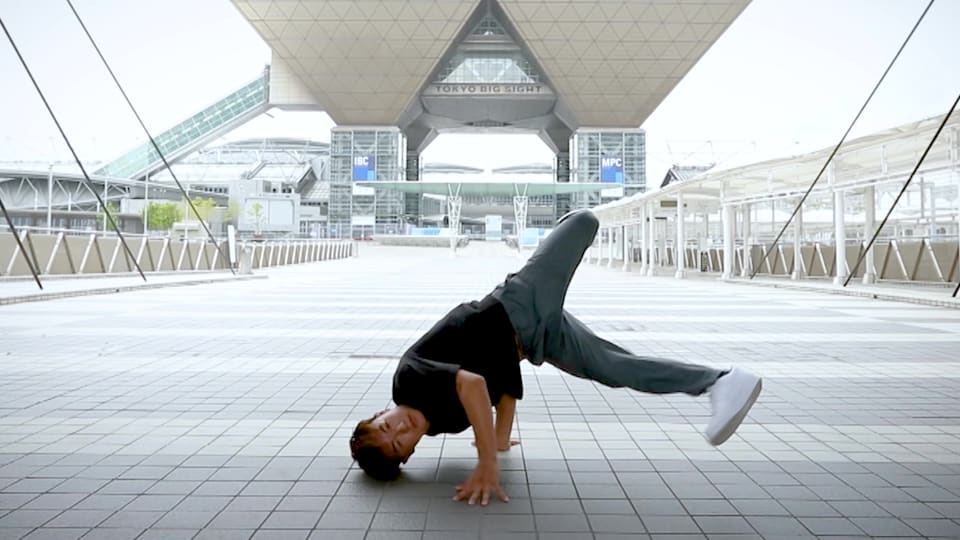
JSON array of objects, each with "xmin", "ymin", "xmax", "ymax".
[
  {"xmin": 495, "ymin": 395, "xmax": 516, "ymax": 448},
  {"xmin": 456, "ymin": 371, "xmax": 497, "ymax": 466}
]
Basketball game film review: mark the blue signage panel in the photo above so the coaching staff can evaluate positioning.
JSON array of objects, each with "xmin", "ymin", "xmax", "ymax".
[
  {"xmin": 600, "ymin": 156, "xmax": 624, "ymax": 183},
  {"xmin": 352, "ymin": 155, "xmax": 376, "ymax": 181}
]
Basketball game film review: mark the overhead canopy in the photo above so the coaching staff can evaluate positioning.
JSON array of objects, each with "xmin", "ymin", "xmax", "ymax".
[
  {"xmin": 356, "ymin": 181, "xmax": 612, "ymax": 196},
  {"xmin": 593, "ymin": 111, "xmax": 960, "ymax": 221}
]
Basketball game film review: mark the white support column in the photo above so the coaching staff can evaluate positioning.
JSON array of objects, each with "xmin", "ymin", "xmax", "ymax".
[
  {"xmin": 47, "ymin": 165, "xmax": 54, "ymax": 231},
  {"xmin": 740, "ymin": 203, "xmax": 752, "ymax": 277},
  {"xmin": 639, "ymin": 207, "xmax": 648, "ymax": 274},
  {"xmin": 792, "ymin": 198, "xmax": 803, "ymax": 280},
  {"xmin": 448, "ymin": 195, "xmax": 462, "ymax": 256},
  {"xmin": 956, "ymin": 166, "xmax": 960, "ymax": 282},
  {"xmin": 721, "ymin": 184, "xmax": 734, "ymax": 279},
  {"xmin": 636, "ymin": 220, "xmax": 642, "ymax": 267},
  {"xmin": 704, "ymin": 211, "xmax": 710, "ymax": 247},
  {"xmin": 722, "ymin": 204, "xmax": 735, "ymax": 279},
  {"xmin": 833, "ymin": 190, "xmax": 848, "ymax": 285},
  {"xmin": 513, "ymin": 194, "xmax": 528, "ymax": 257},
  {"xmin": 144, "ymin": 173, "xmax": 150, "ymax": 234},
  {"xmin": 658, "ymin": 218, "xmax": 667, "ymax": 272},
  {"xmin": 675, "ymin": 193, "xmax": 686, "ymax": 279},
  {"xmin": 102, "ymin": 176, "xmax": 109, "ymax": 233},
  {"xmin": 698, "ymin": 212, "xmax": 706, "ymax": 273},
  {"xmin": 646, "ymin": 202, "xmax": 656, "ymax": 276},
  {"xmin": 606, "ymin": 227, "xmax": 615, "ymax": 268},
  {"xmin": 951, "ymin": 127, "xmax": 960, "ymax": 282},
  {"xmin": 595, "ymin": 227, "xmax": 604, "ymax": 266},
  {"xmin": 621, "ymin": 224, "xmax": 629, "ymax": 271},
  {"xmin": 863, "ymin": 185, "xmax": 877, "ymax": 284}
]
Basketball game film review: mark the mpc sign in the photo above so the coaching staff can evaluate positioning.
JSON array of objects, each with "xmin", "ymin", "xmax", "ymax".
[
  {"xmin": 352, "ymin": 155, "xmax": 376, "ymax": 181},
  {"xmin": 600, "ymin": 156, "xmax": 624, "ymax": 183}
]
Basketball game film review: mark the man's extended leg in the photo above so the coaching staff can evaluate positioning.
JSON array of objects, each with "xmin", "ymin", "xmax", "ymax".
[
  {"xmin": 545, "ymin": 311, "xmax": 723, "ymax": 394},
  {"xmin": 545, "ymin": 310, "xmax": 762, "ymax": 446}
]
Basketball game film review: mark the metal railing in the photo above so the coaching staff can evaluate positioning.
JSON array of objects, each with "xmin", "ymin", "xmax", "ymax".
[
  {"xmin": 608, "ymin": 239, "xmax": 959, "ymax": 285},
  {"xmin": 1, "ymin": 228, "xmax": 355, "ymax": 278}
]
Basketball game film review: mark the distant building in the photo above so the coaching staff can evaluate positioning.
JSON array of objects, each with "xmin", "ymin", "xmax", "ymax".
[{"xmin": 660, "ymin": 164, "xmax": 715, "ymax": 189}]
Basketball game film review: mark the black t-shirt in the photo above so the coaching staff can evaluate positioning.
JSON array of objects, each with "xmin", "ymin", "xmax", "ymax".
[{"xmin": 392, "ymin": 295, "xmax": 523, "ymax": 435}]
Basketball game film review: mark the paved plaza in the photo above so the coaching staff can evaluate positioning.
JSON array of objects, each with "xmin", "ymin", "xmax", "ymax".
[{"xmin": 1, "ymin": 243, "xmax": 960, "ymax": 540}]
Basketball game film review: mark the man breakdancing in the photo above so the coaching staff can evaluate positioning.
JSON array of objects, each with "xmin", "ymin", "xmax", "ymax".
[{"xmin": 350, "ymin": 209, "xmax": 762, "ymax": 505}]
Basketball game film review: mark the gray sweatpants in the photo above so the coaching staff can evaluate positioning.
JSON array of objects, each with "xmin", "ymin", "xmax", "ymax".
[{"xmin": 492, "ymin": 209, "xmax": 722, "ymax": 395}]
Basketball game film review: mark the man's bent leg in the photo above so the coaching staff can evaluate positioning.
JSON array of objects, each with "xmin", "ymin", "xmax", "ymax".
[
  {"xmin": 493, "ymin": 210, "xmax": 599, "ymax": 365},
  {"xmin": 513, "ymin": 209, "xmax": 598, "ymax": 296},
  {"xmin": 545, "ymin": 311, "xmax": 722, "ymax": 395}
]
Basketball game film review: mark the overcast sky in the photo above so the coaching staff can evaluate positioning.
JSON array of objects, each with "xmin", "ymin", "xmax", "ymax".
[{"xmin": 1, "ymin": 0, "xmax": 958, "ymax": 185}]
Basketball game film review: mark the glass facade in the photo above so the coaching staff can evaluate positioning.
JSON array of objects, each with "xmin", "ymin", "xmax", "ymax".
[
  {"xmin": 433, "ymin": 9, "xmax": 541, "ymax": 85},
  {"xmin": 571, "ymin": 129, "xmax": 647, "ymax": 207},
  {"xmin": 329, "ymin": 127, "xmax": 405, "ymax": 238},
  {"xmin": 435, "ymin": 53, "xmax": 540, "ymax": 84},
  {"xmin": 96, "ymin": 69, "xmax": 270, "ymax": 179}
]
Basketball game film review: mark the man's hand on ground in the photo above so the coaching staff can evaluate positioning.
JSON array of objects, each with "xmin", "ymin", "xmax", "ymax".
[
  {"xmin": 472, "ymin": 439, "xmax": 521, "ymax": 452},
  {"xmin": 453, "ymin": 463, "xmax": 509, "ymax": 505}
]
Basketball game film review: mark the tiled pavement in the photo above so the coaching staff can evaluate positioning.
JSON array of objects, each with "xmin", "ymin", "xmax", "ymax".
[{"xmin": 1, "ymin": 242, "xmax": 959, "ymax": 540}]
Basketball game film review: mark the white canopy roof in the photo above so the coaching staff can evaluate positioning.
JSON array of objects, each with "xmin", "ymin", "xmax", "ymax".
[{"xmin": 594, "ymin": 111, "xmax": 960, "ymax": 222}]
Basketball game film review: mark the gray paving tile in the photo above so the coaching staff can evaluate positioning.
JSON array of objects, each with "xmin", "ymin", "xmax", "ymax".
[
  {"xmin": 588, "ymin": 513, "xmax": 646, "ymax": 533},
  {"xmin": 582, "ymin": 498, "xmax": 636, "ymax": 514},
  {"xmin": 138, "ymin": 529, "xmax": 198, "ymax": 540},
  {"xmin": 369, "ymin": 511, "xmax": 426, "ymax": 530},
  {"xmin": 534, "ymin": 512, "xmax": 590, "ymax": 532},
  {"xmin": 849, "ymin": 516, "xmax": 919, "ymax": 536},
  {"xmin": 260, "ymin": 511, "xmax": 319, "ymax": 529},
  {"xmin": 314, "ymin": 511, "xmax": 373, "ymax": 530},
  {"xmin": 151, "ymin": 510, "xmax": 218, "ymax": 529},
  {"xmin": 307, "ymin": 531, "xmax": 364, "ymax": 540},
  {"xmin": 682, "ymin": 499, "xmax": 737, "ymax": 516},
  {"xmin": 44, "ymin": 509, "xmax": 112, "ymax": 527},
  {"xmin": 694, "ymin": 515, "xmax": 755, "ymax": 534},
  {"xmin": 193, "ymin": 530, "xmax": 255, "ymax": 540},
  {"xmin": 745, "ymin": 515, "xmax": 810, "ymax": 536},
  {"xmin": 0, "ymin": 509, "xmax": 59, "ymax": 528},
  {"xmin": 365, "ymin": 531, "xmax": 421, "ymax": 540},
  {"xmin": 77, "ymin": 528, "xmax": 145, "ymax": 540},
  {"xmin": 797, "ymin": 517, "xmax": 864, "ymax": 536},
  {"xmin": 19, "ymin": 493, "xmax": 85, "ymax": 510},
  {"xmin": 641, "ymin": 515, "xmax": 700, "ymax": 534},
  {"xmin": 20, "ymin": 528, "xmax": 88, "ymax": 540},
  {"xmin": 206, "ymin": 510, "xmax": 270, "ymax": 529},
  {"xmin": 98, "ymin": 510, "xmax": 163, "ymax": 529},
  {"xmin": 479, "ymin": 513, "xmax": 535, "ymax": 532},
  {"xmin": 250, "ymin": 530, "xmax": 309, "ymax": 540}
]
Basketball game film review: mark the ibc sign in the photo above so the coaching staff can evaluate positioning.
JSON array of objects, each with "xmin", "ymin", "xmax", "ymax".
[
  {"xmin": 352, "ymin": 155, "xmax": 376, "ymax": 181},
  {"xmin": 600, "ymin": 156, "xmax": 624, "ymax": 183}
]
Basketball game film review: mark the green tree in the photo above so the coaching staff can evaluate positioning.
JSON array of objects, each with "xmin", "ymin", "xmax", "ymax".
[
  {"xmin": 188, "ymin": 197, "xmax": 217, "ymax": 222},
  {"xmin": 224, "ymin": 200, "xmax": 241, "ymax": 225},
  {"xmin": 142, "ymin": 201, "xmax": 182, "ymax": 231},
  {"xmin": 247, "ymin": 202, "xmax": 265, "ymax": 235},
  {"xmin": 96, "ymin": 202, "xmax": 121, "ymax": 230}
]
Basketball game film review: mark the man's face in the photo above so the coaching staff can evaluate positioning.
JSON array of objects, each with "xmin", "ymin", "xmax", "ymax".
[{"xmin": 368, "ymin": 407, "xmax": 423, "ymax": 463}]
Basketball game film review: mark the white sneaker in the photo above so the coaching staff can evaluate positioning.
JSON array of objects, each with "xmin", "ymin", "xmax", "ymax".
[{"xmin": 705, "ymin": 367, "xmax": 762, "ymax": 446}]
